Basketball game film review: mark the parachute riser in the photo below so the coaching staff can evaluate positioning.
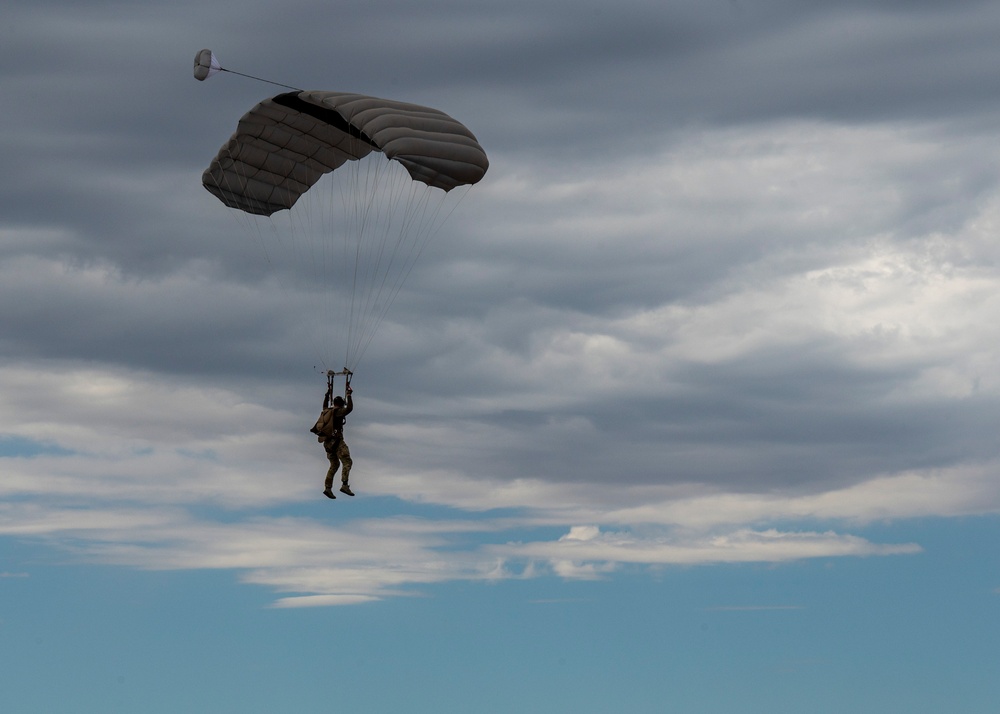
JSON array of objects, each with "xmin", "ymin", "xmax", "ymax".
[
  {"xmin": 326, "ymin": 368, "xmax": 353, "ymax": 398},
  {"xmin": 219, "ymin": 67, "xmax": 302, "ymax": 92}
]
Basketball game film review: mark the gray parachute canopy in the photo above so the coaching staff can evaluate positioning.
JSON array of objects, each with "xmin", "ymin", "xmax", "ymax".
[{"xmin": 202, "ymin": 90, "xmax": 489, "ymax": 216}]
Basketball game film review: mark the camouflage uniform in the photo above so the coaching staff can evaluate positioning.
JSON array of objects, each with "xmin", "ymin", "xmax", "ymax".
[
  {"xmin": 322, "ymin": 424, "xmax": 352, "ymax": 491},
  {"xmin": 313, "ymin": 391, "xmax": 354, "ymax": 495}
]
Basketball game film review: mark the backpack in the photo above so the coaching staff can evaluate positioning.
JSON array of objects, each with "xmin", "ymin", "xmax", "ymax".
[{"xmin": 310, "ymin": 408, "xmax": 342, "ymax": 441}]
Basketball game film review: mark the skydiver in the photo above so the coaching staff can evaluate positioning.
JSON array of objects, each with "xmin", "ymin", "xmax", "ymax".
[{"xmin": 311, "ymin": 382, "xmax": 354, "ymax": 499}]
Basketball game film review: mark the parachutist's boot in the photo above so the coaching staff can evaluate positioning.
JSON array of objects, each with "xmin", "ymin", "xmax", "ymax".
[
  {"xmin": 323, "ymin": 489, "xmax": 336, "ymax": 499},
  {"xmin": 339, "ymin": 482, "xmax": 355, "ymax": 497}
]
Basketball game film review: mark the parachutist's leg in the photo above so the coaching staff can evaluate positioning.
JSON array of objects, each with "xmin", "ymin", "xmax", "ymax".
[
  {"xmin": 338, "ymin": 440, "xmax": 352, "ymax": 484},
  {"xmin": 324, "ymin": 438, "xmax": 342, "ymax": 492},
  {"xmin": 324, "ymin": 462, "xmax": 339, "ymax": 491},
  {"xmin": 337, "ymin": 440, "xmax": 354, "ymax": 496}
]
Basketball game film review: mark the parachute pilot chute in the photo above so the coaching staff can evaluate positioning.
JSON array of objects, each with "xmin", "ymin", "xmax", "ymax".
[{"xmin": 193, "ymin": 49, "xmax": 222, "ymax": 81}]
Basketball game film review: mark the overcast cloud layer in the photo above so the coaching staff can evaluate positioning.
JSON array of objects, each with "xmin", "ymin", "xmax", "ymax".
[{"xmin": 3, "ymin": 0, "xmax": 1000, "ymax": 605}]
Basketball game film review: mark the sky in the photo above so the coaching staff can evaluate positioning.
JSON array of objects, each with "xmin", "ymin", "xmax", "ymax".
[{"xmin": 2, "ymin": 0, "xmax": 1000, "ymax": 711}]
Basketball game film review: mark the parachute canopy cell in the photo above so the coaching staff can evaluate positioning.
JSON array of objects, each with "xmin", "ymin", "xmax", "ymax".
[
  {"xmin": 202, "ymin": 90, "xmax": 489, "ymax": 216},
  {"xmin": 193, "ymin": 49, "xmax": 222, "ymax": 81}
]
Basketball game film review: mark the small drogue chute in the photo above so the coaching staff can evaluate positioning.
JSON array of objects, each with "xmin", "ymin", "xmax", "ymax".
[{"xmin": 193, "ymin": 49, "xmax": 222, "ymax": 81}]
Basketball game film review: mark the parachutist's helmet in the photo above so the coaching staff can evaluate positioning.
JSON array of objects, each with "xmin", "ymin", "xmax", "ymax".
[{"xmin": 333, "ymin": 396, "xmax": 345, "ymax": 407}]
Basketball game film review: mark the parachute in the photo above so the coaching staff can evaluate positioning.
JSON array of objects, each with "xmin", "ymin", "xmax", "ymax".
[
  {"xmin": 202, "ymin": 91, "xmax": 489, "ymax": 214},
  {"xmin": 196, "ymin": 51, "xmax": 489, "ymax": 372},
  {"xmin": 193, "ymin": 49, "xmax": 222, "ymax": 81}
]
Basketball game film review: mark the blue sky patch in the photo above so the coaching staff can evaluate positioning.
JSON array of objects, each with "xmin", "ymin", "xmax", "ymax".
[{"xmin": 0, "ymin": 436, "xmax": 73, "ymax": 458}]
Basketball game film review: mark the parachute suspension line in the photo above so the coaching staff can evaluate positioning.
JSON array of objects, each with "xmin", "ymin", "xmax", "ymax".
[
  {"xmin": 345, "ymin": 170, "xmax": 468, "ymax": 369},
  {"xmin": 351, "ymin": 179, "xmax": 430, "ymax": 364},
  {"xmin": 215, "ymin": 141, "xmax": 334, "ymax": 372},
  {"xmin": 342, "ymin": 155, "xmax": 414, "ymax": 369},
  {"xmin": 339, "ymin": 149, "xmax": 401, "ymax": 369},
  {"xmin": 342, "ymin": 152, "xmax": 380, "ymax": 370},
  {"xmin": 281, "ymin": 191, "xmax": 336, "ymax": 372},
  {"xmin": 351, "ymin": 155, "xmax": 407, "ymax": 367}
]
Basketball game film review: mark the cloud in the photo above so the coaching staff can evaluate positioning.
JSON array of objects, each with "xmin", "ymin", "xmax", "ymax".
[
  {"xmin": 6, "ymin": 112, "xmax": 1000, "ymax": 602},
  {"xmin": 0, "ymin": 492, "xmax": 924, "ymax": 606},
  {"xmin": 4, "ymin": 0, "xmax": 1000, "ymax": 606},
  {"xmin": 495, "ymin": 526, "xmax": 920, "ymax": 573}
]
